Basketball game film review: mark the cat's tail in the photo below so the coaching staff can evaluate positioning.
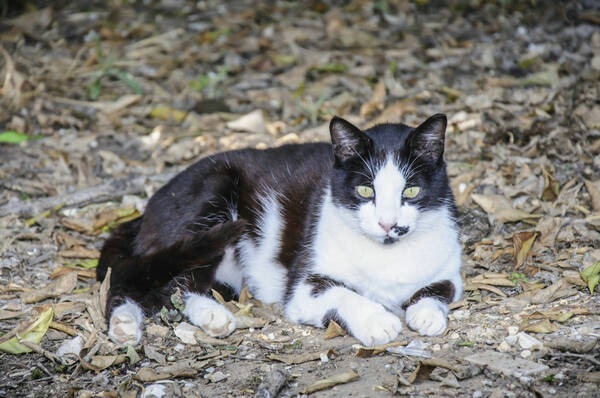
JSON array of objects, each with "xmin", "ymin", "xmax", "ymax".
[{"xmin": 97, "ymin": 218, "xmax": 246, "ymax": 316}]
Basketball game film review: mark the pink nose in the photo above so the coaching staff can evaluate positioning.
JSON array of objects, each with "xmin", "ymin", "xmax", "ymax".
[{"xmin": 378, "ymin": 221, "xmax": 396, "ymax": 234}]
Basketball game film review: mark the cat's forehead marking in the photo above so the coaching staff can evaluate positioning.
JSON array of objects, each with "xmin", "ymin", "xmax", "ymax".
[{"xmin": 373, "ymin": 156, "xmax": 406, "ymax": 220}]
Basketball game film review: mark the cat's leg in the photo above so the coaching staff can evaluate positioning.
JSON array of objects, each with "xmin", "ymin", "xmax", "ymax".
[
  {"xmin": 183, "ymin": 294, "xmax": 236, "ymax": 337},
  {"xmin": 108, "ymin": 299, "xmax": 144, "ymax": 346},
  {"xmin": 286, "ymin": 278, "xmax": 402, "ymax": 347},
  {"xmin": 403, "ymin": 274, "xmax": 462, "ymax": 336}
]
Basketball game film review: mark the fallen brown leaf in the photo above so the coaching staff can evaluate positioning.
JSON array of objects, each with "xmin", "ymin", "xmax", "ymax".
[
  {"xmin": 301, "ymin": 370, "xmax": 359, "ymax": 394},
  {"xmin": 520, "ymin": 318, "xmax": 559, "ymax": 333},
  {"xmin": 324, "ymin": 320, "xmax": 346, "ymax": 339},
  {"xmin": 20, "ymin": 272, "xmax": 78, "ymax": 304},
  {"xmin": 471, "ymin": 194, "xmax": 542, "ymax": 223},
  {"xmin": 584, "ymin": 180, "xmax": 600, "ymax": 212},
  {"xmin": 513, "ymin": 231, "xmax": 538, "ymax": 269},
  {"xmin": 58, "ymin": 246, "xmax": 100, "ymax": 259},
  {"xmin": 267, "ymin": 349, "xmax": 334, "ymax": 365}
]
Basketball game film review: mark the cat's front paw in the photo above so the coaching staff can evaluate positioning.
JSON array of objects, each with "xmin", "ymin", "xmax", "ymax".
[
  {"xmin": 109, "ymin": 301, "xmax": 143, "ymax": 346},
  {"xmin": 405, "ymin": 298, "xmax": 448, "ymax": 336},
  {"xmin": 184, "ymin": 294, "xmax": 236, "ymax": 338},
  {"xmin": 351, "ymin": 309, "xmax": 402, "ymax": 347}
]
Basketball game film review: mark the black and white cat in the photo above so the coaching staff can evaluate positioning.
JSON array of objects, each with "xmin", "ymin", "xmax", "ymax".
[{"xmin": 97, "ymin": 114, "xmax": 462, "ymax": 347}]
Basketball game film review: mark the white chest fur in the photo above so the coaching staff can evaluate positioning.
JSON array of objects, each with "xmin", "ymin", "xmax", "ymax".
[{"xmin": 311, "ymin": 191, "xmax": 461, "ymax": 311}]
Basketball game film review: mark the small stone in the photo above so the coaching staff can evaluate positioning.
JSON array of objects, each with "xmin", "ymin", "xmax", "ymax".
[
  {"xmin": 174, "ymin": 322, "xmax": 200, "ymax": 345},
  {"xmin": 505, "ymin": 335, "xmax": 518, "ymax": 346},
  {"xmin": 450, "ymin": 332, "xmax": 460, "ymax": 340},
  {"xmin": 147, "ymin": 323, "xmax": 169, "ymax": 338},
  {"xmin": 508, "ymin": 326, "xmax": 519, "ymax": 336},
  {"xmin": 174, "ymin": 344, "xmax": 185, "ymax": 352},
  {"xmin": 442, "ymin": 343, "xmax": 451, "ymax": 350},
  {"xmin": 497, "ymin": 341, "xmax": 512, "ymax": 353},
  {"xmin": 432, "ymin": 344, "xmax": 441, "ymax": 352},
  {"xmin": 452, "ymin": 310, "xmax": 470, "ymax": 320},
  {"xmin": 465, "ymin": 350, "xmax": 549, "ymax": 377},
  {"xmin": 473, "ymin": 391, "xmax": 483, "ymax": 398},
  {"xmin": 205, "ymin": 371, "xmax": 227, "ymax": 383},
  {"xmin": 320, "ymin": 352, "xmax": 330, "ymax": 363},
  {"xmin": 520, "ymin": 350, "xmax": 532, "ymax": 358},
  {"xmin": 56, "ymin": 335, "xmax": 83, "ymax": 357},
  {"xmin": 519, "ymin": 376, "xmax": 533, "ymax": 385},
  {"xmin": 517, "ymin": 332, "xmax": 543, "ymax": 350}
]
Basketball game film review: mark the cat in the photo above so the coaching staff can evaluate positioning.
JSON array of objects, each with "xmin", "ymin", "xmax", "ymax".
[{"xmin": 96, "ymin": 113, "xmax": 463, "ymax": 347}]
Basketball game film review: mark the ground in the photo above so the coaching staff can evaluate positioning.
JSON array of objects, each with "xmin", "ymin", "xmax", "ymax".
[{"xmin": 1, "ymin": 1, "xmax": 600, "ymax": 397}]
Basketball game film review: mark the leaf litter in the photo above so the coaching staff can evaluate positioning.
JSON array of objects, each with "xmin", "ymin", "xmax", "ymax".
[{"xmin": 1, "ymin": 0, "xmax": 600, "ymax": 397}]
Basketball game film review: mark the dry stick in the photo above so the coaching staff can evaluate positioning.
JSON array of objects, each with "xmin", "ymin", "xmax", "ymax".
[
  {"xmin": 552, "ymin": 352, "xmax": 600, "ymax": 367},
  {"xmin": 0, "ymin": 171, "xmax": 178, "ymax": 218}
]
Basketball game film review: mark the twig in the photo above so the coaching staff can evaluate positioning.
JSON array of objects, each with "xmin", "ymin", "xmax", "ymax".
[
  {"xmin": 551, "ymin": 352, "xmax": 600, "ymax": 367},
  {"xmin": 17, "ymin": 339, "xmax": 74, "ymax": 366},
  {"xmin": 0, "ymin": 171, "xmax": 178, "ymax": 218}
]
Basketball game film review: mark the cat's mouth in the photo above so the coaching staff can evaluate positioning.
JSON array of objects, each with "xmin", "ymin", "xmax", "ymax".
[{"xmin": 380, "ymin": 225, "xmax": 410, "ymax": 245}]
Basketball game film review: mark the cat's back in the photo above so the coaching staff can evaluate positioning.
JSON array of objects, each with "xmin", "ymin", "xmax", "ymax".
[{"xmin": 219, "ymin": 142, "xmax": 333, "ymax": 188}]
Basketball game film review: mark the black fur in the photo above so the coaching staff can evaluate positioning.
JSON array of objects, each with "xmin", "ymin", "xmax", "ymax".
[
  {"xmin": 401, "ymin": 280, "xmax": 456, "ymax": 310},
  {"xmin": 97, "ymin": 115, "xmax": 456, "ymax": 319}
]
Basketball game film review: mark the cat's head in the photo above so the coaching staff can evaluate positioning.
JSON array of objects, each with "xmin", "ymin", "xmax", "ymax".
[{"xmin": 328, "ymin": 114, "xmax": 454, "ymax": 244}]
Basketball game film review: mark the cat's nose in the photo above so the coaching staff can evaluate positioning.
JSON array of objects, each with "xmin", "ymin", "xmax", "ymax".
[{"xmin": 378, "ymin": 221, "xmax": 396, "ymax": 234}]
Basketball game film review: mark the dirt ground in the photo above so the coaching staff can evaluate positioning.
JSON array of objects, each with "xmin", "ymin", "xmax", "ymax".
[{"xmin": 1, "ymin": 0, "xmax": 600, "ymax": 397}]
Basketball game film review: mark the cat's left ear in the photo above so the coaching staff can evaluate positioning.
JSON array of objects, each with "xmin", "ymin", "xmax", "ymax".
[
  {"xmin": 408, "ymin": 114, "xmax": 447, "ymax": 161},
  {"xmin": 330, "ymin": 117, "xmax": 372, "ymax": 163}
]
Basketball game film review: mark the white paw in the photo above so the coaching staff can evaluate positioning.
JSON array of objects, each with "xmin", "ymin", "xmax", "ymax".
[
  {"xmin": 405, "ymin": 297, "xmax": 448, "ymax": 336},
  {"xmin": 109, "ymin": 301, "xmax": 143, "ymax": 346},
  {"xmin": 183, "ymin": 294, "xmax": 236, "ymax": 338},
  {"xmin": 351, "ymin": 308, "xmax": 402, "ymax": 347}
]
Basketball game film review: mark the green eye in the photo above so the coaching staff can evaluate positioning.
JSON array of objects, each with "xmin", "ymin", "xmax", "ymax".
[
  {"xmin": 403, "ymin": 186, "xmax": 421, "ymax": 199},
  {"xmin": 356, "ymin": 185, "xmax": 374, "ymax": 199}
]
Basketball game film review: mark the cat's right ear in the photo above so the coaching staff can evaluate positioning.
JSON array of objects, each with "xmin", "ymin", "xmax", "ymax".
[{"xmin": 330, "ymin": 117, "xmax": 371, "ymax": 163}]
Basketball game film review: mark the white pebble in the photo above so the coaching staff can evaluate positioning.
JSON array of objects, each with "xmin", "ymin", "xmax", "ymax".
[
  {"xmin": 504, "ymin": 335, "xmax": 518, "ymax": 346},
  {"xmin": 517, "ymin": 332, "xmax": 543, "ymax": 350},
  {"xmin": 508, "ymin": 326, "xmax": 519, "ymax": 336},
  {"xmin": 320, "ymin": 352, "xmax": 329, "ymax": 363},
  {"xmin": 520, "ymin": 349, "xmax": 532, "ymax": 358},
  {"xmin": 497, "ymin": 341, "xmax": 512, "ymax": 353}
]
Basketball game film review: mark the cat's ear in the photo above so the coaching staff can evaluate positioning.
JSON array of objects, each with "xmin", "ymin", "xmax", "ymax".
[
  {"xmin": 330, "ymin": 117, "xmax": 372, "ymax": 163},
  {"xmin": 408, "ymin": 114, "xmax": 447, "ymax": 161}
]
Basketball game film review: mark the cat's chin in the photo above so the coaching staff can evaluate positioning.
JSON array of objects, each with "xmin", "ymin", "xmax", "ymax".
[{"xmin": 383, "ymin": 236, "xmax": 399, "ymax": 245}]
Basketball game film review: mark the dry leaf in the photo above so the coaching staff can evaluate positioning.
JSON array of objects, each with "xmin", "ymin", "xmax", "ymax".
[
  {"xmin": 531, "ymin": 279, "xmax": 575, "ymax": 304},
  {"xmin": 324, "ymin": 320, "xmax": 346, "ymax": 339},
  {"xmin": 301, "ymin": 370, "xmax": 359, "ymax": 394},
  {"xmin": 211, "ymin": 289, "xmax": 227, "ymax": 305},
  {"xmin": 135, "ymin": 366, "xmax": 197, "ymax": 382},
  {"xmin": 0, "ymin": 305, "xmax": 53, "ymax": 354},
  {"xmin": 89, "ymin": 354, "xmax": 127, "ymax": 370},
  {"xmin": 238, "ymin": 286, "xmax": 251, "ymax": 304},
  {"xmin": 98, "ymin": 267, "xmax": 111, "ymax": 318},
  {"xmin": 268, "ymin": 349, "xmax": 334, "ymax": 365},
  {"xmin": 520, "ymin": 318, "xmax": 559, "ymax": 334},
  {"xmin": 20, "ymin": 272, "xmax": 78, "ymax": 304},
  {"xmin": 580, "ymin": 261, "xmax": 600, "ymax": 295},
  {"xmin": 524, "ymin": 310, "xmax": 574, "ymax": 323},
  {"xmin": 355, "ymin": 340, "xmax": 408, "ymax": 357},
  {"xmin": 49, "ymin": 266, "xmax": 96, "ymax": 280},
  {"xmin": 407, "ymin": 362, "xmax": 435, "ymax": 384},
  {"xmin": 58, "ymin": 246, "xmax": 100, "ymax": 259},
  {"xmin": 360, "ymin": 80, "xmax": 386, "ymax": 118},
  {"xmin": 234, "ymin": 314, "xmax": 266, "ymax": 329},
  {"xmin": 584, "ymin": 180, "xmax": 600, "ymax": 212},
  {"xmin": 471, "ymin": 194, "xmax": 542, "ymax": 223},
  {"xmin": 513, "ymin": 231, "xmax": 538, "ymax": 269},
  {"xmin": 60, "ymin": 217, "xmax": 94, "ymax": 234},
  {"xmin": 226, "ymin": 109, "xmax": 268, "ymax": 134}
]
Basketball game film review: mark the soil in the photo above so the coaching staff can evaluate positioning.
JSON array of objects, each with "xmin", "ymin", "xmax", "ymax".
[{"xmin": 1, "ymin": 1, "xmax": 599, "ymax": 397}]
